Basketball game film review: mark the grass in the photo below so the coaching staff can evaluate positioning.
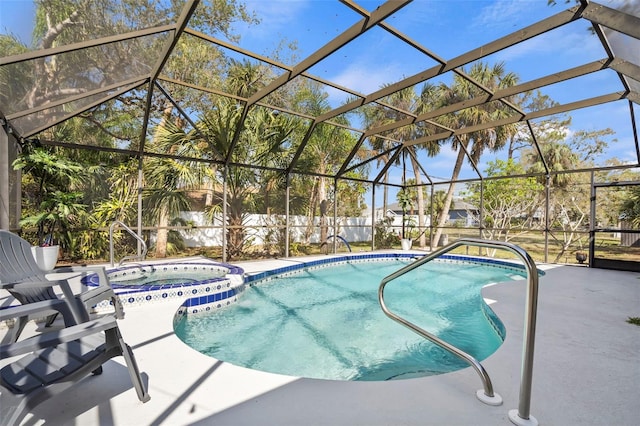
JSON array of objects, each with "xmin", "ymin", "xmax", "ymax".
[{"xmin": 65, "ymin": 226, "xmax": 638, "ymax": 267}]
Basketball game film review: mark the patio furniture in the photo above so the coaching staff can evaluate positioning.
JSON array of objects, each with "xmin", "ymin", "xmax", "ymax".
[
  {"xmin": 0, "ymin": 298, "xmax": 150, "ymax": 425},
  {"xmin": 0, "ymin": 230, "xmax": 123, "ymax": 342}
]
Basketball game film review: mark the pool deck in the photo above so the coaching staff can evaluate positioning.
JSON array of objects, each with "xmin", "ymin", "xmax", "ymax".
[{"xmin": 1, "ymin": 253, "xmax": 639, "ymax": 425}]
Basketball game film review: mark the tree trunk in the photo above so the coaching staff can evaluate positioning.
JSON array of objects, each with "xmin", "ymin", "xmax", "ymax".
[
  {"xmin": 155, "ymin": 208, "xmax": 169, "ymax": 258},
  {"xmin": 318, "ymin": 176, "xmax": 328, "ymax": 245},
  {"xmin": 432, "ymin": 144, "xmax": 467, "ymax": 247},
  {"xmin": 152, "ymin": 101, "xmax": 174, "ymax": 259},
  {"xmin": 409, "ymin": 153, "xmax": 426, "ymax": 247},
  {"xmin": 304, "ymin": 180, "xmax": 318, "ymax": 243},
  {"xmin": 383, "ymin": 170, "xmax": 389, "ymax": 218}
]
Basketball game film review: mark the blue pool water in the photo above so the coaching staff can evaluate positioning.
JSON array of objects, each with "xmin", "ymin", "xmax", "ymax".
[
  {"xmin": 103, "ymin": 262, "xmax": 238, "ymax": 288},
  {"xmin": 174, "ymin": 258, "xmax": 526, "ymax": 381}
]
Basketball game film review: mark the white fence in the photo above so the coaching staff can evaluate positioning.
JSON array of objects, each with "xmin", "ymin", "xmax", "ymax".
[{"xmin": 178, "ymin": 212, "xmax": 423, "ymax": 247}]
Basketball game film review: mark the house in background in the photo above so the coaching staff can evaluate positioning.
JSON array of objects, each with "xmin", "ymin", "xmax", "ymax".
[
  {"xmin": 372, "ymin": 199, "xmax": 478, "ymax": 228},
  {"xmin": 448, "ymin": 199, "xmax": 479, "ymax": 227}
]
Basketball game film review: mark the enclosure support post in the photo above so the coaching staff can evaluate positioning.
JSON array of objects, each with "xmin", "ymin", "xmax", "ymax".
[
  {"xmin": 588, "ymin": 171, "xmax": 596, "ymax": 267},
  {"xmin": 479, "ymin": 179, "xmax": 484, "ymax": 255},
  {"xmin": 137, "ymin": 81, "xmax": 154, "ymax": 257},
  {"xmin": 0, "ymin": 124, "xmax": 9, "ymax": 230},
  {"xmin": 544, "ymin": 175, "xmax": 550, "ymax": 264},
  {"xmin": 222, "ymin": 168, "xmax": 228, "ymax": 263},
  {"xmin": 285, "ymin": 173, "xmax": 290, "ymax": 258},
  {"xmin": 137, "ymin": 166, "xmax": 143, "ymax": 257},
  {"xmin": 371, "ymin": 185, "xmax": 376, "ymax": 251},
  {"xmin": 333, "ymin": 178, "xmax": 338, "ymax": 253},
  {"xmin": 429, "ymin": 186, "xmax": 434, "ymax": 251}
]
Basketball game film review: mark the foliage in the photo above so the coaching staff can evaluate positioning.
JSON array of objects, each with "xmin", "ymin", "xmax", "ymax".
[
  {"xmin": 13, "ymin": 145, "xmax": 88, "ymax": 248},
  {"xmin": 397, "ymin": 188, "xmax": 416, "ymax": 240},
  {"xmin": 425, "ymin": 62, "xmax": 520, "ymax": 247},
  {"xmin": 464, "ymin": 159, "xmax": 543, "ymax": 254},
  {"xmin": 620, "ymin": 186, "xmax": 640, "ymax": 228},
  {"xmin": 260, "ymin": 215, "xmax": 287, "ymax": 257},
  {"xmin": 427, "ymin": 190, "xmax": 446, "ymax": 225},
  {"xmin": 626, "ymin": 317, "xmax": 640, "ymax": 326},
  {"xmin": 375, "ymin": 216, "xmax": 400, "ymax": 249}
]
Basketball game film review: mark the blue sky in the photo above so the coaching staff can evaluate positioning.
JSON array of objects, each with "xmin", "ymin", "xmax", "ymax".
[
  {"xmin": 1, "ymin": 0, "xmax": 638, "ymax": 205},
  {"xmin": 227, "ymin": 1, "xmax": 637, "ymax": 165}
]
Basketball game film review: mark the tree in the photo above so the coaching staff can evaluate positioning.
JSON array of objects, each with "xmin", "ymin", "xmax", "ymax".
[
  {"xmin": 1, "ymin": 0, "xmax": 255, "ymax": 120},
  {"xmin": 464, "ymin": 159, "xmax": 543, "ymax": 255},
  {"xmin": 362, "ymin": 87, "xmax": 430, "ymax": 247},
  {"xmin": 620, "ymin": 186, "xmax": 640, "ymax": 228},
  {"xmin": 428, "ymin": 62, "xmax": 520, "ymax": 247},
  {"xmin": 12, "ymin": 144, "xmax": 88, "ymax": 251},
  {"xmin": 290, "ymin": 84, "xmax": 362, "ymax": 245},
  {"xmin": 144, "ymin": 119, "xmax": 214, "ymax": 257},
  {"xmin": 151, "ymin": 59, "xmax": 299, "ymax": 259},
  {"xmin": 523, "ymin": 115, "xmax": 616, "ymax": 261},
  {"xmin": 427, "ymin": 190, "xmax": 446, "ymax": 228}
]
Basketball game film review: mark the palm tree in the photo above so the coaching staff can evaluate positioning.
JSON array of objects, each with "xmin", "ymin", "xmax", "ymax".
[
  {"xmin": 188, "ymin": 59, "xmax": 299, "ymax": 258},
  {"xmin": 526, "ymin": 140, "xmax": 578, "ymax": 188},
  {"xmin": 144, "ymin": 120, "xmax": 213, "ymax": 257},
  {"xmin": 427, "ymin": 62, "xmax": 519, "ymax": 247},
  {"xmin": 291, "ymin": 83, "xmax": 358, "ymax": 245},
  {"xmin": 362, "ymin": 87, "xmax": 431, "ymax": 247}
]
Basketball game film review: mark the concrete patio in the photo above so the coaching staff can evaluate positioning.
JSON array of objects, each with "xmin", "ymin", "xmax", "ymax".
[{"xmin": 1, "ymin": 256, "xmax": 639, "ymax": 425}]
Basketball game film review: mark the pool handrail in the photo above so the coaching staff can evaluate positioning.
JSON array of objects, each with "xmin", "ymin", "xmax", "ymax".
[
  {"xmin": 325, "ymin": 235, "xmax": 352, "ymax": 252},
  {"xmin": 109, "ymin": 221, "xmax": 148, "ymax": 267},
  {"xmin": 378, "ymin": 238, "xmax": 539, "ymax": 426}
]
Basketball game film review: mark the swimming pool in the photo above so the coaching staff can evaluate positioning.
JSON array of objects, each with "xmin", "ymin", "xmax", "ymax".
[{"xmin": 174, "ymin": 255, "xmax": 528, "ymax": 381}]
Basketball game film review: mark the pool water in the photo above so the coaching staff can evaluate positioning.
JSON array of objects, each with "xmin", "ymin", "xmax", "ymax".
[
  {"xmin": 175, "ymin": 259, "xmax": 524, "ymax": 381},
  {"xmin": 110, "ymin": 273, "xmax": 202, "ymax": 287},
  {"xmin": 106, "ymin": 263, "xmax": 231, "ymax": 288}
]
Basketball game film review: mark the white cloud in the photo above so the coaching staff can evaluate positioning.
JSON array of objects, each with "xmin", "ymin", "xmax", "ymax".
[
  {"xmin": 473, "ymin": 0, "xmax": 525, "ymax": 31},
  {"xmin": 495, "ymin": 26, "xmax": 602, "ymax": 64},
  {"xmin": 236, "ymin": 0, "xmax": 310, "ymax": 37},
  {"xmin": 327, "ymin": 61, "xmax": 405, "ymax": 105}
]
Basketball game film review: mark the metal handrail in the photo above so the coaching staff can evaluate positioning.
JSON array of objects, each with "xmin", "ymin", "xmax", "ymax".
[
  {"xmin": 378, "ymin": 238, "xmax": 539, "ymax": 424},
  {"xmin": 109, "ymin": 221, "xmax": 148, "ymax": 267}
]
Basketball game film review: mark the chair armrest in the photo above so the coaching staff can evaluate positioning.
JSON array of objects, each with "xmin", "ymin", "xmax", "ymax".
[
  {"xmin": 0, "ymin": 299, "xmax": 76, "ymax": 326},
  {"xmin": 53, "ymin": 266, "xmax": 124, "ymax": 319},
  {"xmin": 0, "ymin": 316, "xmax": 117, "ymax": 359},
  {"xmin": 0, "ymin": 279, "xmax": 67, "ymax": 290},
  {"xmin": 77, "ymin": 286, "xmax": 124, "ymax": 319},
  {"xmin": 1, "ymin": 280, "xmax": 88, "ymax": 324},
  {"xmin": 53, "ymin": 265, "xmax": 109, "ymax": 286}
]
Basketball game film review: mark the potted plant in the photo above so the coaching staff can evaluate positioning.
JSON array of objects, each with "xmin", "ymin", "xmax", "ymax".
[
  {"xmin": 574, "ymin": 238, "xmax": 588, "ymax": 265},
  {"xmin": 13, "ymin": 145, "xmax": 86, "ymax": 269},
  {"xmin": 575, "ymin": 250, "xmax": 587, "ymax": 264},
  {"xmin": 21, "ymin": 192, "xmax": 85, "ymax": 270},
  {"xmin": 397, "ymin": 190, "xmax": 415, "ymax": 250},
  {"xmin": 30, "ymin": 239, "xmax": 60, "ymax": 271}
]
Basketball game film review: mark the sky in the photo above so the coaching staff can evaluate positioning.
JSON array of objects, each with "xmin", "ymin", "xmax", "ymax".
[
  {"xmin": 227, "ymin": 0, "xmax": 639, "ymax": 194},
  {"xmin": 1, "ymin": 0, "xmax": 638, "ymax": 206}
]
